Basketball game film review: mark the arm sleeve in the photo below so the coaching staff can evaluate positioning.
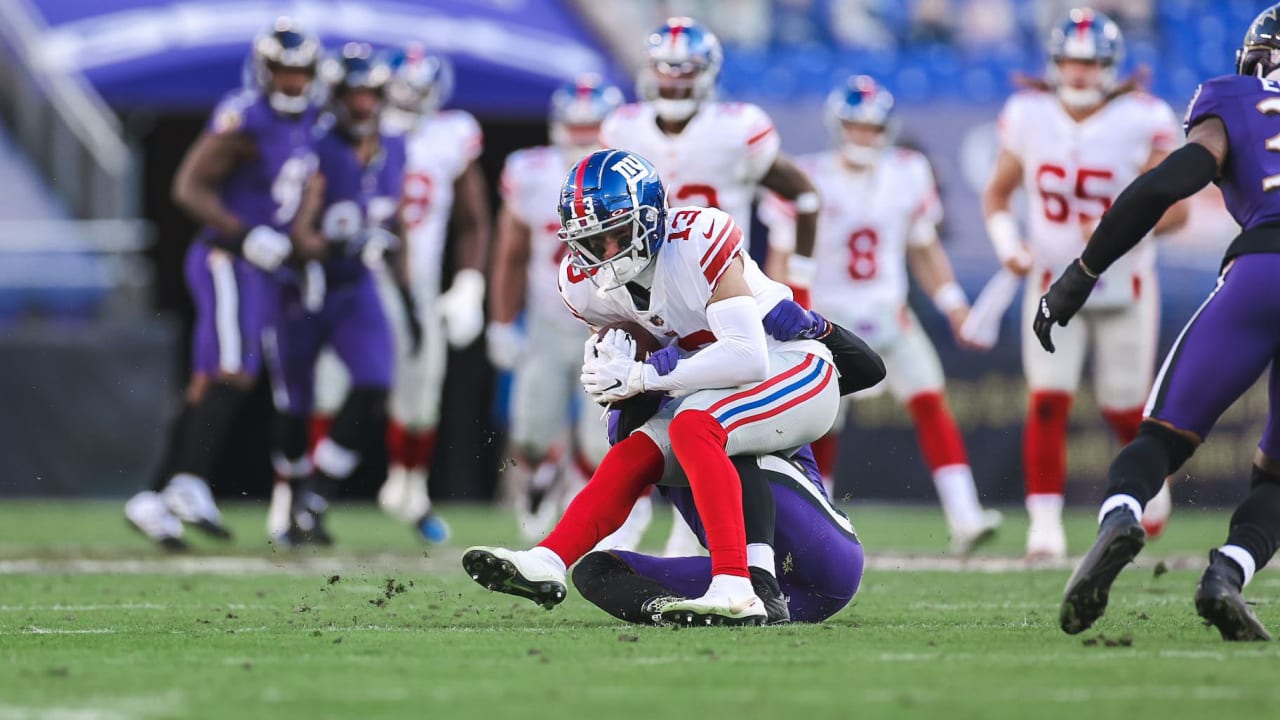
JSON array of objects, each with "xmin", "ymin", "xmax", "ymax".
[
  {"xmin": 1080, "ymin": 142, "xmax": 1219, "ymax": 274},
  {"xmin": 642, "ymin": 295, "xmax": 769, "ymax": 395},
  {"xmin": 820, "ymin": 321, "xmax": 887, "ymax": 395}
]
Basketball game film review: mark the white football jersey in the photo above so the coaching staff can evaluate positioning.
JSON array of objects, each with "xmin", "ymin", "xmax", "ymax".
[
  {"xmin": 998, "ymin": 89, "xmax": 1179, "ymax": 287},
  {"xmin": 557, "ymin": 206, "xmax": 830, "ymax": 364},
  {"xmin": 761, "ymin": 149, "xmax": 942, "ymax": 317},
  {"xmin": 600, "ymin": 102, "xmax": 780, "ymax": 243},
  {"xmin": 400, "ymin": 109, "xmax": 484, "ymax": 297},
  {"xmin": 499, "ymin": 144, "xmax": 579, "ymax": 334}
]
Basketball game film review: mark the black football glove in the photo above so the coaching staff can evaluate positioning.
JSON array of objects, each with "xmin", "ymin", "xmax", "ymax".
[{"xmin": 1032, "ymin": 259, "xmax": 1097, "ymax": 353}]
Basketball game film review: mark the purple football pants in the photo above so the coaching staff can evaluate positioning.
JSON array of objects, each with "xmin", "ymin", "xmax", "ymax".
[
  {"xmin": 186, "ymin": 240, "xmax": 271, "ymax": 377},
  {"xmin": 265, "ymin": 270, "xmax": 393, "ymax": 415},
  {"xmin": 613, "ymin": 468, "xmax": 864, "ymax": 623},
  {"xmin": 1147, "ymin": 254, "xmax": 1280, "ymax": 458}
]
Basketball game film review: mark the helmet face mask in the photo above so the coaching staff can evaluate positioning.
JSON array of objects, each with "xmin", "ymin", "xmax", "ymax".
[
  {"xmin": 253, "ymin": 17, "xmax": 321, "ymax": 115},
  {"xmin": 1046, "ymin": 8, "xmax": 1124, "ymax": 110},
  {"xmin": 558, "ymin": 150, "xmax": 667, "ymax": 291},
  {"xmin": 325, "ymin": 43, "xmax": 391, "ymax": 139},
  {"xmin": 638, "ymin": 17, "xmax": 722, "ymax": 123}
]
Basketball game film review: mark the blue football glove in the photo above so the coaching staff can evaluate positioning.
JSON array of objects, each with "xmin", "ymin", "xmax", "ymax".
[
  {"xmin": 646, "ymin": 345, "xmax": 680, "ymax": 376},
  {"xmin": 763, "ymin": 299, "xmax": 830, "ymax": 341}
]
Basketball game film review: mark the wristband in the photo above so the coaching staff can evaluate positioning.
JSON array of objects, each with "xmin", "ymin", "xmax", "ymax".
[
  {"xmin": 794, "ymin": 191, "xmax": 821, "ymax": 214},
  {"xmin": 985, "ymin": 210, "xmax": 1023, "ymax": 263},
  {"xmin": 786, "ymin": 254, "xmax": 816, "ymax": 288},
  {"xmin": 931, "ymin": 282, "xmax": 968, "ymax": 314}
]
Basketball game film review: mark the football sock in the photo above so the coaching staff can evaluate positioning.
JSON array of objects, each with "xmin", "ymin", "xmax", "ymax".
[
  {"xmin": 539, "ymin": 433, "xmax": 664, "ymax": 566},
  {"xmin": 669, "ymin": 410, "xmax": 749, "ymax": 579},
  {"xmin": 308, "ymin": 415, "xmax": 333, "ymax": 455},
  {"xmin": 908, "ymin": 392, "xmax": 969, "ymax": 469},
  {"xmin": 734, "ymin": 456, "xmax": 776, "ymax": 548},
  {"xmin": 270, "ymin": 413, "xmax": 311, "ymax": 479},
  {"xmin": 327, "ymin": 387, "xmax": 388, "ymax": 463},
  {"xmin": 1220, "ymin": 467, "xmax": 1280, "ymax": 586},
  {"xmin": 1104, "ymin": 421, "xmax": 1195, "ymax": 506},
  {"xmin": 1024, "ymin": 391, "xmax": 1071, "ymax": 496},
  {"xmin": 150, "ymin": 401, "xmax": 195, "ymax": 492},
  {"xmin": 171, "ymin": 381, "xmax": 248, "ymax": 483}
]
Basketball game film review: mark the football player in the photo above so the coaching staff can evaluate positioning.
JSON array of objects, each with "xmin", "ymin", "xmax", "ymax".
[
  {"xmin": 601, "ymin": 16, "xmax": 822, "ymax": 556},
  {"xmin": 761, "ymin": 75, "xmax": 1002, "ymax": 554},
  {"xmin": 487, "ymin": 76, "xmax": 657, "ymax": 545},
  {"xmin": 264, "ymin": 44, "xmax": 406, "ymax": 545},
  {"xmin": 982, "ymin": 8, "xmax": 1186, "ymax": 561},
  {"xmin": 463, "ymin": 150, "xmax": 841, "ymax": 626},
  {"xmin": 125, "ymin": 18, "xmax": 321, "ymax": 549},
  {"xmin": 308, "ymin": 44, "xmax": 491, "ymax": 542},
  {"xmin": 1050, "ymin": 5, "xmax": 1280, "ymax": 642}
]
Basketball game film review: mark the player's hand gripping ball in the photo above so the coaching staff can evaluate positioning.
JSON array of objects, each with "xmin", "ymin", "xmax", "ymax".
[{"xmin": 581, "ymin": 321, "xmax": 662, "ymax": 407}]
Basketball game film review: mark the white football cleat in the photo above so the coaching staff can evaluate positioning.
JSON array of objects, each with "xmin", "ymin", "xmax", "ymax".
[
  {"xmin": 125, "ymin": 491, "xmax": 187, "ymax": 551},
  {"xmin": 377, "ymin": 465, "xmax": 410, "ymax": 521},
  {"xmin": 1141, "ymin": 481, "xmax": 1173, "ymax": 541},
  {"xmin": 951, "ymin": 509, "xmax": 1004, "ymax": 555},
  {"xmin": 1026, "ymin": 519, "xmax": 1068, "ymax": 564},
  {"xmin": 162, "ymin": 474, "xmax": 230, "ymax": 539},
  {"xmin": 462, "ymin": 546, "xmax": 567, "ymax": 609},
  {"xmin": 660, "ymin": 579, "xmax": 767, "ymax": 627}
]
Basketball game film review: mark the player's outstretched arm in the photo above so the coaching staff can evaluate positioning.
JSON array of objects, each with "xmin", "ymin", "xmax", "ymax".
[
  {"xmin": 905, "ymin": 228, "xmax": 972, "ymax": 344},
  {"xmin": 981, "ymin": 148, "xmax": 1031, "ymax": 275},
  {"xmin": 450, "ymin": 160, "xmax": 493, "ymax": 275},
  {"xmin": 172, "ymin": 130, "xmax": 251, "ymax": 242},
  {"xmin": 761, "ymin": 153, "xmax": 820, "ymax": 298}
]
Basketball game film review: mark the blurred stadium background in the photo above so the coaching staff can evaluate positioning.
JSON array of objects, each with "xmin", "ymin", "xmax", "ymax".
[{"xmin": 0, "ymin": 0, "xmax": 1261, "ymax": 512}]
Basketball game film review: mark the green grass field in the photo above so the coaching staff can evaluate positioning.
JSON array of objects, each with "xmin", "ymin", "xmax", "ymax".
[{"xmin": 1, "ymin": 500, "xmax": 1277, "ymax": 720}]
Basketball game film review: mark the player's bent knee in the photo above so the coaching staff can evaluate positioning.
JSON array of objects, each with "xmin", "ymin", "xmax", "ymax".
[{"xmin": 1137, "ymin": 420, "xmax": 1198, "ymax": 475}]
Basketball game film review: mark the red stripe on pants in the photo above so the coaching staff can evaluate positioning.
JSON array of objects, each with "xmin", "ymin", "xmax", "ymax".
[{"xmin": 669, "ymin": 410, "xmax": 749, "ymax": 578}]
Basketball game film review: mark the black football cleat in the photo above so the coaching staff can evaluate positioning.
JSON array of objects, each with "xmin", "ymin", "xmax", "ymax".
[
  {"xmin": 1060, "ymin": 507, "xmax": 1146, "ymax": 634},
  {"xmin": 750, "ymin": 567, "xmax": 790, "ymax": 625},
  {"xmin": 1194, "ymin": 550, "xmax": 1272, "ymax": 642},
  {"xmin": 462, "ymin": 547, "xmax": 566, "ymax": 610}
]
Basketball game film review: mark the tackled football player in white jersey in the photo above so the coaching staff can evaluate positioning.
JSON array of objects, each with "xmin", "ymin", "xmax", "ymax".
[
  {"xmin": 601, "ymin": 16, "xmax": 823, "ymax": 556},
  {"xmin": 308, "ymin": 45, "xmax": 491, "ymax": 543},
  {"xmin": 761, "ymin": 76, "xmax": 1003, "ymax": 554},
  {"xmin": 982, "ymin": 8, "xmax": 1187, "ymax": 561},
  {"xmin": 487, "ymin": 76, "xmax": 654, "ymax": 548},
  {"xmin": 462, "ymin": 150, "xmax": 840, "ymax": 626}
]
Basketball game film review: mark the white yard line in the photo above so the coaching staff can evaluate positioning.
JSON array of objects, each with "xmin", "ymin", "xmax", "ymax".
[{"xmin": 0, "ymin": 552, "xmax": 1218, "ymax": 575}]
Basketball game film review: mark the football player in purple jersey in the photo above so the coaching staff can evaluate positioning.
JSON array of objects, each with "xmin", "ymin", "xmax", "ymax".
[
  {"xmin": 264, "ymin": 44, "xmax": 413, "ymax": 546},
  {"xmin": 125, "ymin": 18, "xmax": 322, "ymax": 550},
  {"xmin": 1043, "ymin": 6, "xmax": 1280, "ymax": 641}
]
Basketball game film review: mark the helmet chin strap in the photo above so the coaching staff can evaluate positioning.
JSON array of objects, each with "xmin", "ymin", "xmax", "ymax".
[
  {"xmin": 270, "ymin": 91, "xmax": 310, "ymax": 114},
  {"xmin": 1057, "ymin": 85, "xmax": 1104, "ymax": 110},
  {"xmin": 653, "ymin": 98, "xmax": 699, "ymax": 123}
]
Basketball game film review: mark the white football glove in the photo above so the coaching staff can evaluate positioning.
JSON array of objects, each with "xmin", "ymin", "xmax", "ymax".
[
  {"xmin": 437, "ymin": 268, "xmax": 486, "ymax": 348},
  {"xmin": 580, "ymin": 329, "xmax": 646, "ymax": 404},
  {"xmin": 485, "ymin": 321, "xmax": 525, "ymax": 370},
  {"xmin": 242, "ymin": 225, "xmax": 292, "ymax": 271}
]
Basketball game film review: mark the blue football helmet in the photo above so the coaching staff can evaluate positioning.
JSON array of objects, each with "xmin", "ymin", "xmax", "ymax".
[
  {"xmin": 251, "ymin": 17, "xmax": 322, "ymax": 115},
  {"xmin": 637, "ymin": 17, "xmax": 722, "ymax": 122},
  {"xmin": 384, "ymin": 43, "xmax": 454, "ymax": 116},
  {"xmin": 323, "ymin": 43, "xmax": 392, "ymax": 139},
  {"xmin": 825, "ymin": 75, "xmax": 896, "ymax": 166},
  {"xmin": 550, "ymin": 75, "xmax": 624, "ymax": 156},
  {"xmin": 1237, "ymin": 4, "xmax": 1280, "ymax": 79},
  {"xmin": 1046, "ymin": 8, "xmax": 1124, "ymax": 108},
  {"xmin": 558, "ymin": 149, "xmax": 668, "ymax": 289}
]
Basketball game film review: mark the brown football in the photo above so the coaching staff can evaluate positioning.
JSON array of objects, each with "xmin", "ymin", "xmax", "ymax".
[
  {"xmin": 594, "ymin": 320, "xmax": 663, "ymax": 361},
  {"xmin": 593, "ymin": 320, "xmax": 665, "ymax": 414}
]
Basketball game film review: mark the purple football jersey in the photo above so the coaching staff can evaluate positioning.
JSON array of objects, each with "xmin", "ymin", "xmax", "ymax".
[
  {"xmin": 1185, "ymin": 74, "xmax": 1280, "ymax": 231},
  {"xmin": 197, "ymin": 90, "xmax": 319, "ymax": 245},
  {"xmin": 311, "ymin": 119, "xmax": 407, "ymax": 284}
]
